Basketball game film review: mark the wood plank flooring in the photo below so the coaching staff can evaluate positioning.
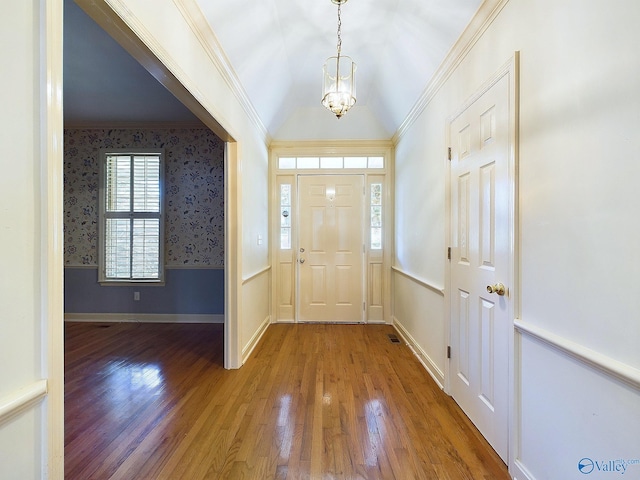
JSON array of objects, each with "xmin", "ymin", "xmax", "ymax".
[{"xmin": 65, "ymin": 322, "xmax": 510, "ymax": 479}]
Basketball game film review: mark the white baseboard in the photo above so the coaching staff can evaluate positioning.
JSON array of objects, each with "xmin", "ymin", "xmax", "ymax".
[
  {"xmin": 393, "ymin": 315, "xmax": 445, "ymax": 389},
  {"xmin": 511, "ymin": 459, "xmax": 535, "ymax": 480},
  {"xmin": 242, "ymin": 315, "xmax": 271, "ymax": 364},
  {"xmin": 64, "ymin": 313, "xmax": 224, "ymax": 324}
]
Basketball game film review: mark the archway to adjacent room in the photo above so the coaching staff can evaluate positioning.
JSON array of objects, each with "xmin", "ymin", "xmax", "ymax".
[{"xmin": 65, "ymin": 0, "xmax": 240, "ymax": 368}]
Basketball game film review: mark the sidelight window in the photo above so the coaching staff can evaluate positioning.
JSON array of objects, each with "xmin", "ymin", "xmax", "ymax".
[
  {"xmin": 370, "ymin": 183, "xmax": 382, "ymax": 249},
  {"xmin": 280, "ymin": 184, "xmax": 292, "ymax": 249}
]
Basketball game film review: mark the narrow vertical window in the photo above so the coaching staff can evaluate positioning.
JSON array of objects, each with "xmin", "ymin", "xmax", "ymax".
[
  {"xmin": 100, "ymin": 151, "xmax": 164, "ymax": 282},
  {"xmin": 370, "ymin": 183, "xmax": 382, "ymax": 249},
  {"xmin": 280, "ymin": 184, "xmax": 292, "ymax": 249}
]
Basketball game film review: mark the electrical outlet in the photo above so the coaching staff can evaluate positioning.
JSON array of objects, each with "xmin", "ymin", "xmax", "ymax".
[{"xmin": 134, "ymin": 291, "xmax": 140, "ymax": 301}]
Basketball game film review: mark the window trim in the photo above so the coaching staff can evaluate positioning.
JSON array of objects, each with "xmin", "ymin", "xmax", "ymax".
[
  {"xmin": 277, "ymin": 155, "xmax": 385, "ymax": 171},
  {"xmin": 98, "ymin": 148, "xmax": 165, "ymax": 285}
]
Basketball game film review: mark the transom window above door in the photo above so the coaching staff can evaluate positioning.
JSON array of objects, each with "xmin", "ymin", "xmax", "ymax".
[{"xmin": 278, "ymin": 156, "xmax": 384, "ymax": 170}]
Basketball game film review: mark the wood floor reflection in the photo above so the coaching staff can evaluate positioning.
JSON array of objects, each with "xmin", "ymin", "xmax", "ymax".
[{"xmin": 64, "ymin": 322, "xmax": 509, "ymax": 479}]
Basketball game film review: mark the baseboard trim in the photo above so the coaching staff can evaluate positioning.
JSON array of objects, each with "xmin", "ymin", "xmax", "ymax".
[
  {"xmin": 512, "ymin": 458, "xmax": 536, "ymax": 480},
  {"xmin": 393, "ymin": 316, "xmax": 445, "ymax": 389},
  {"xmin": 242, "ymin": 315, "xmax": 271, "ymax": 364},
  {"xmin": 64, "ymin": 313, "xmax": 224, "ymax": 324}
]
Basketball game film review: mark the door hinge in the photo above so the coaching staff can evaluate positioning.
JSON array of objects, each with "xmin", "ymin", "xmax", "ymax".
[
  {"xmin": 447, "ymin": 147, "xmax": 452, "ymax": 161},
  {"xmin": 447, "ymin": 247, "xmax": 451, "ymax": 260},
  {"xmin": 363, "ymin": 302, "xmax": 366, "ymax": 311},
  {"xmin": 447, "ymin": 346, "xmax": 451, "ymax": 359}
]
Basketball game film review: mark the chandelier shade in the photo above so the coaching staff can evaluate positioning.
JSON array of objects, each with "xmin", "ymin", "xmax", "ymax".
[
  {"xmin": 321, "ymin": 0, "xmax": 356, "ymax": 119},
  {"xmin": 322, "ymin": 55, "xmax": 357, "ymax": 119}
]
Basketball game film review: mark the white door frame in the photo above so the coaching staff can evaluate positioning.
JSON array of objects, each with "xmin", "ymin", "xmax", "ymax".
[
  {"xmin": 444, "ymin": 53, "xmax": 519, "ymax": 471},
  {"xmin": 269, "ymin": 142, "xmax": 394, "ymax": 326},
  {"xmin": 46, "ymin": 5, "xmax": 244, "ymax": 474}
]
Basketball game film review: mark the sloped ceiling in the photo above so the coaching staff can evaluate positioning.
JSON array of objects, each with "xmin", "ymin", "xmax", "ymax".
[
  {"xmin": 63, "ymin": 0, "xmax": 202, "ymax": 126},
  {"xmin": 64, "ymin": 0, "xmax": 483, "ymax": 138}
]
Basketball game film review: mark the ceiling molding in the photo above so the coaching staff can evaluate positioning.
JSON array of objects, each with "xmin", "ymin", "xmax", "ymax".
[
  {"xmin": 269, "ymin": 139, "xmax": 394, "ymax": 153},
  {"xmin": 173, "ymin": 0, "xmax": 271, "ymax": 144},
  {"xmin": 393, "ymin": 0, "xmax": 511, "ymax": 145}
]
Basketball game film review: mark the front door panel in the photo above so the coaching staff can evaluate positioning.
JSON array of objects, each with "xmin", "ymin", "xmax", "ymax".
[{"xmin": 298, "ymin": 175, "xmax": 364, "ymax": 322}]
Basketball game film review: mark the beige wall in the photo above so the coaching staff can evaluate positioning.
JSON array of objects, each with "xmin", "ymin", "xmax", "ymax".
[
  {"xmin": 0, "ymin": 0, "xmax": 64, "ymax": 478},
  {"xmin": 394, "ymin": 0, "xmax": 640, "ymax": 477}
]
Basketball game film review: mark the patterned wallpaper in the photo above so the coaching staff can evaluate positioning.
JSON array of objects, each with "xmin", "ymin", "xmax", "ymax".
[{"xmin": 64, "ymin": 128, "xmax": 225, "ymax": 267}]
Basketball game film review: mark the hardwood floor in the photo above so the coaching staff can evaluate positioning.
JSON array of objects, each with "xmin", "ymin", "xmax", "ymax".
[{"xmin": 64, "ymin": 322, "xmax": 510, "ymax": 479}]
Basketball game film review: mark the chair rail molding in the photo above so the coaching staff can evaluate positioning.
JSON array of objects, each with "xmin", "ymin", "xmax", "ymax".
[
  {"xmin": 0, "ymin": 380, "xmax": 48, "ymax": 426},
  {"xmin": 515, "ymin": 319, "xmax": 640, "ymax": 389}
]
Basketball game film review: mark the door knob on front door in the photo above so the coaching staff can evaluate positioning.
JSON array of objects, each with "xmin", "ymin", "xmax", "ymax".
[
  {"xmin": 299, "ymin": 258, "xmax": 305, "ymax": 264},
  {"xmin": 487, "ymin": 283, "xmax": 506, "ymax": 296}
]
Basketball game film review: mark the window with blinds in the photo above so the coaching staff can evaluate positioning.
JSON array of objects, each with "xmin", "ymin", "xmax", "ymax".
[{"xmin": 99, "ymin": 151, "xmax": 164, "ymax": 282}]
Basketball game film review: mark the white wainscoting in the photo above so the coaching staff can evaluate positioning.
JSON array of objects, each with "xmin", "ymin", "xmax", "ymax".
[
  {"xmin": 393, "ymin": 316, "xmax": 445, "ymax": 388},
  {"xmin": 513, "ymin": 324, "xmax": 640, "ymax": 480},
  {"xmin": 242, "ymin": 315, "xmax": 271, "ymax": 364},
  {"xmin": 241, "ymin": 266, "xmax": 272, "ymax": 364},
  {"xmin": 392, "ymin": 267, "xmax": 446, "ymax": 388}
]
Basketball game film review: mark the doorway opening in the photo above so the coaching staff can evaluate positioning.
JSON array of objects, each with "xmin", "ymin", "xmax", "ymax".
[{"xmin": 63, "ymin": 0, "xmax": 237, "ymax": 363}]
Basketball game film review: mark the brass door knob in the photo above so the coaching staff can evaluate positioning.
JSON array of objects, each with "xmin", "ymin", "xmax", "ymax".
[{"xmin": 487, "ymin": 283, "xmax": 506, "ymax": 296}]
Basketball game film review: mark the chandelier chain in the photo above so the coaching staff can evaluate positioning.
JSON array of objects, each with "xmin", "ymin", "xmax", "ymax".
[{"xmin": 336, "ymin": 3, "xmax": 342, "ymax": 57}]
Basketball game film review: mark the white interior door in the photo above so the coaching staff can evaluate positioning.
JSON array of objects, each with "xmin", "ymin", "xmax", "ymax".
[
  {"xmin": 449, "ymin": 72, "xmax": 513, "ymax": 462},
  {"xmin": 298, "ymin": 175, "xmax": 364, "ymax": 322}
]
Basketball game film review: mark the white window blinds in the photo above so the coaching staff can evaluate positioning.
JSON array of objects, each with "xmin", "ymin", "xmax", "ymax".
[{"xmin": 101, "ymin": 152, "xmax": 163, "ymax": 282}]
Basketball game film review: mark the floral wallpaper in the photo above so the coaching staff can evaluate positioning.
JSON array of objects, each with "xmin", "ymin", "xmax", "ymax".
[{"xmin": 64, "ymin": 128, "xmax": 225, "ymax": 267}]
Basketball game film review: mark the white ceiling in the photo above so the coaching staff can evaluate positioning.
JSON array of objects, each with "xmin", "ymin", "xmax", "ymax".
[{"xmin": 64, "ymin": 0, "xmax": 483, "ymax": 137}]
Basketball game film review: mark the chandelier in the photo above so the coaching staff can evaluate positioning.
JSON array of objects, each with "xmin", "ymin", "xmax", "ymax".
[{"xmin": 321, "ymin": 0, "xmax": 356, "ymax": 118}]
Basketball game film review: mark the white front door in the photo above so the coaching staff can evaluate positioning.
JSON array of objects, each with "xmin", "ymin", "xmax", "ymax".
[
  {"xmin": 298, "ymin": 175, "xmax": 364, "ymax": 323},
  {"xmin": 449, "ymin": 71, "xmax": 514, "ymax": 462}
]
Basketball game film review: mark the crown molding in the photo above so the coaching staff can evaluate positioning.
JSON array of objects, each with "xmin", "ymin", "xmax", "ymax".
[
  {"xmin": 393, "ymin": 0, "xmax": 511, "ymax": 144},
  {"xmin": 269, "ymin": 139, "xmax": 394, "ymax": 152},
  {"xmin": 173, "ymin": 0, "xmax": 271, "ymax": 144}
]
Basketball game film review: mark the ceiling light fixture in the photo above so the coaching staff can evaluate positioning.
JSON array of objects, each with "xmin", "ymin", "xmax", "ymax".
[{"xmin": 321, "ymin": 0, "xmax": 356, "ymax": 119}]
